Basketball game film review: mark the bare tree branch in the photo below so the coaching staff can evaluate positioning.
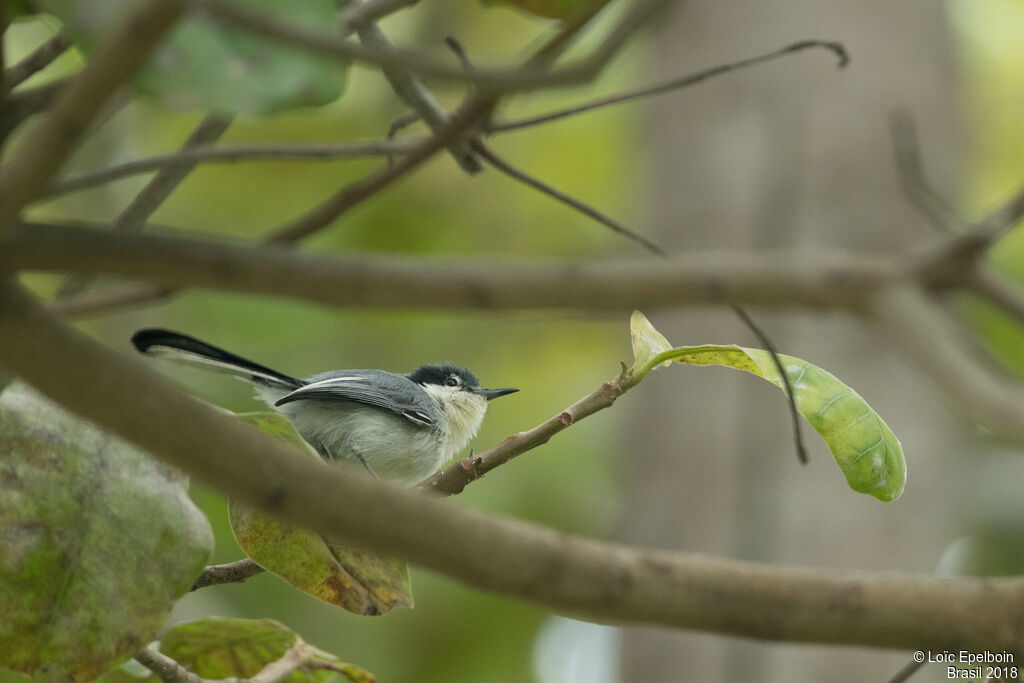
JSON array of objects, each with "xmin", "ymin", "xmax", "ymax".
[
  {"xmin": 135, "ymin": 644, "xmax": 316, "ymax": 683},
  {"xmin": 870, "ymin": 285, "xmax": 1024, "ymax": 444},
  {"xmin": 5, "ymin": 221, "xmax": 908, "ymax": 312},
  {"xmin": 191, "ymin": 558, "xmax": 264, "ymax": 590},
  {"xmin": 43, "ymin": 140, "xmax": 424, "ymax": 199},
  {"xmin": 264, "ymin": 97, "xmax": 494, "ymax": 244},
  {"xmin": 0, "ymin": 0, "xmax": 186, "ymax": 236},
  {"xmin": 422, "ymin": 374, "xmax": 626, "ymax": 495},
  {"xmin": 4, "ymin": 33, "xmax": 72, "ymax": 89},
  {"xmin": 188, "ymin": 0, "xmax": 663, "ymax": 92},
  {"xmin": 889, "ymin": 110, "xmax": 963, "ymax": 234},
  {"xmin": 352, "ymin": 11, "xmax": 479, "ymax": 173},
  {"xmin": 966, "ymin": 266, "xmax": 1024, "ymax": 330},
  {"xmin": 492, "ymin": 39, "xmax": 847, "ymax": 133},
  {"xmin": 1, "ymin": 279, "xmax": 1022, "ymax": 652},
  {"xmin": 471, "ymin": 140, "xmax": 666, "ymax": 255},
  {"xmin": 55, "ymin": 114, "xmax": 233, "ymax": 298},
  {"xmin": 135, "ymin": 649, "xmax": 203, "ymax": 683},
  {"xmin": 36, "ymin": 39, "xmax": 848, "ymax": 202},
  {"xmin": 341, "ymin": 0, "xmax": 420, "ymax": 32}
]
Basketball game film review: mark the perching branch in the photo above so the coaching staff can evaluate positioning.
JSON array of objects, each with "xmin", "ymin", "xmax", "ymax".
[
  {"xmin": 422, "ymin": 375, "xmax": 627, "ymax": 495},
  {"xmin": 1, "ymin": 279, "xmax": 1023, "ymax": 652}
]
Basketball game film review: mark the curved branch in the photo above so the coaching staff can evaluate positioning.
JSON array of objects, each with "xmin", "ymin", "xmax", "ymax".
[{"xmin": 1, "ymin": 279, "xmax": 1022, "ymax": 652}]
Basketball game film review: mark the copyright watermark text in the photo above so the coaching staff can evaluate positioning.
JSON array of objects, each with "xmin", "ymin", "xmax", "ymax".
[{"xmin": 913, "ymin": 650, "xmax": 1018, "ymax": 679}]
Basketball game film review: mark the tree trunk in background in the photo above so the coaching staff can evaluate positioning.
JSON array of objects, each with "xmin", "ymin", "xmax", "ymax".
[{"xmin": 620, "ymin": 2, "xmax": 966, "ymax": 680}]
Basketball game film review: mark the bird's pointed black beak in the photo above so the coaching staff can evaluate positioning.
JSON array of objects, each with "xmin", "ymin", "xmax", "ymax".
[{"xmin": 475, "ymin": 387, "xmax": 518, "ymax": 401}]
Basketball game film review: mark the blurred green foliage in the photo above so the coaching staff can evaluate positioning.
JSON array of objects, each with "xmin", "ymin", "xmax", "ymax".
[{"xmin": 3, "ymin": 4, "xmax": 640, "ymax": 682}]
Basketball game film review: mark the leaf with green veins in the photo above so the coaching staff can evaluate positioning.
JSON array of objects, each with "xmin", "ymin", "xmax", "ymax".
[
  {"xmin": 627, "ymin": 312, "xmax": 906, "ymax": 502},
  {"xmin": 0, "ymin": 384, "xmax": 213, "ymax": 682},
  {"xmin": 43, "ymin": 0, "xmax": 348, "ymax": 114},
  {"xmin": 229, "ymin": 413, "xmax": 413, "ymax": 616},
  {"xmin": 158, "ymin": 617, "xmax": 374, "ymax": 683}
]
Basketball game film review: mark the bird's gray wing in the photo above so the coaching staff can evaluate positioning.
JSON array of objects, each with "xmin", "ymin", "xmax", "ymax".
[{"xmin": 274, "ymin": 371, "xmax": 435, "ymax": 427}]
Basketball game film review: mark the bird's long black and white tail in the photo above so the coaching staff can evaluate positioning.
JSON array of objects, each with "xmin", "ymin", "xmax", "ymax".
[{"xmin": 131, "ymin": 329, "xmax": 302, "ymax": 390}]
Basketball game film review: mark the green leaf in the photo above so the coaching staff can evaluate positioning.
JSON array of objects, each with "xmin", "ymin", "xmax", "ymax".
[
  {"xmin": 5, "ymin": 0, "xmax": 42, "ymax": 19},
  {"xmin": 160, "ymin": 618, "xmax": 375, "ymax": 683},
  {"xmin": 229, "ymin": 414, "xmax": 413, "ymax": 616},
  {"xmin": 628, "ymin": 313, "xmax": 907, "ymax": 502},
  {"xmin": 43, "ymin": 0, "xmax": 348, "ymax": 114},
  {"xmin": 0, "ymin": 384, "xmax": 214, "ymax": 682},
  {"xmin": 629, "ymin": 310, "xmax": 673, "ymax": 375}
]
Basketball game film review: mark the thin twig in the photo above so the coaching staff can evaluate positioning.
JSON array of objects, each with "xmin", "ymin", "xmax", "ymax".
[
  {"xmin": 0, "ymin": 78, "xmax": 69, "ymax": 144},
  {"xmin": 191, "ymin": 557, "xmax": 265, "ymax": 590},
  {"xmin": 135, "ymin": 648, "xmax": 203, "ymax": 683},
  {"xmin": 966, "ymin": 266, "xmax": 1024, "ymax": 331},
  {"xmin": 889, "ymin": 111, "xmax": 962, "ymax": 234},
  {"xmin": 266, "ymin": 97, "xmax": 494, "ymax": 244},
  {"xmin": 353, "ymin": 9, "xmax": 478, "ymax": 173},
  {"xmin": 55, "ymin": 114, "xmax": 233, "ymax": 299},
  {"xmin": 249, "ymin": 644, "xmax": 314, "ymax": 683},
  {"xmin": 421, "ymin": 376, "xmax": 625, "ymax": 495},
  {"xmin": 189, "ymin": 0, "xmax": 662, "ymax": 93},
  {"xmin": 34, "ymin": 38, "xmax": 849, "ymax": 203},
  {"xmin": 4, "ymin": 33, "xmax": 73, "ymax": 89},
  {"xmin": 266, "ymin": 9, "xmax": 603, "ymax": 244},
  {"xmin": 491, "ymin": 40, "xmax": 847, "ymax": 134},
  {"xmin": 977, "ymin": 182, "xmax": 1024, "ymax": 244},
  {"xmin": 44, "ymin": 140, "xmax": 423, "ymax": 199},
  {"xmin": 341, "ymin": 0, "xmax": 419, "ymax": 33},
  {"xmin": 471, "ymin": 140, "xmax": 666, "ymax": 256},
  {"xmin": 731, "ymin": 305, "xmax": 808, "ymax": 464},
  {"xmin": 0, "ymin": 0, "xmax": 186, "ymax": 236}
]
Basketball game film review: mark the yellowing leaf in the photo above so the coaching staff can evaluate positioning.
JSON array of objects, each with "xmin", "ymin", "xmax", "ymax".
[
  {"xmin": 627, "ymin": 315, "xmax": 907, "ymax": 502},
  {"xmin": 229, "ymin": 414, "xmax": 413, "ymax": 616}
]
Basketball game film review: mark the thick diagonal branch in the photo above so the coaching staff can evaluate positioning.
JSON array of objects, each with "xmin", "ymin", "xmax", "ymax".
[{"xmin": 1, "ymin": 279, "xmax": 1023, "ymax": 652}]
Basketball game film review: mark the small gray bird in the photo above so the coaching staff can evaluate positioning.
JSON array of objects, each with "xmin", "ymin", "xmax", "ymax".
[{"xmin": 131, "ymin": 329, "xmax": 517, "ymax": 485}]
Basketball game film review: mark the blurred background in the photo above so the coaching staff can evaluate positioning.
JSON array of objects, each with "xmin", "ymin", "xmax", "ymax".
[{"xmin": 4, "ymin": 0, "xmax": 1024, "ymax": 680}]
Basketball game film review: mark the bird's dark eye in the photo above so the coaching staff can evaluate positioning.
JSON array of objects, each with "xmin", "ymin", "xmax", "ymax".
[{"xmin": 446, "ymin": 376, "xmax": 459, "ymax": 387}]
